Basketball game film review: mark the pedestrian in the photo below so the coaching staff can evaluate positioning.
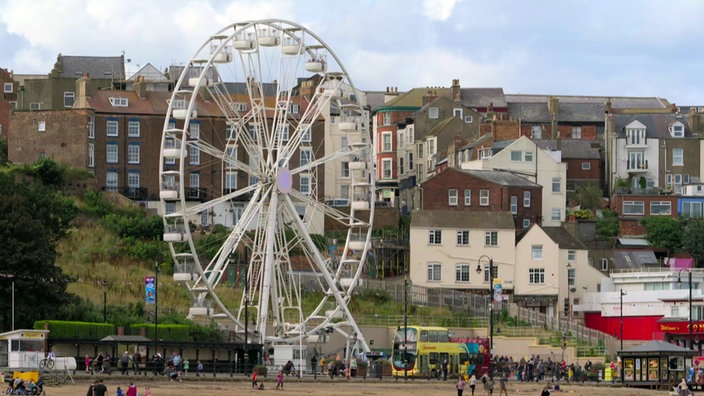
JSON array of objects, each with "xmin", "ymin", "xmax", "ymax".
[
  {"xmin": 456, "ymin": 375, "xmax": 466, "ymax": 396},
  {"xmin": 481, "ymin": 373, "xmax": 489, "ymax": 396},
  {"xmin": 183, "ymin": 359, "xmax": 190, "ymax": 375},
  {"xmin": 540, "ymin": 384, "xmax": 550, "ymax": 396},
  {"xmin": 197, "ymin": 360, "xmax": 204, "ymax": 377},
  {"xmin": 126, "ymin": 382, "xmax": 137, "ymax": 396},
  {"xmin": 499, "ymin": 373, "xmax": 508, "ymax": 396},
  {"xmin": 468, "ymin": 374, "xmax": 477, "ymax": 396},
  {"xmin": 85, "ymin": 380, "xmax": 97, "ymax": 396},
  {"xmin": 252, "ymin": 370, "xmax": 258, "ymax": 389},
  {"xmin": 115, "ymin": 386, "xmax": 124, "ymax": 396},
  {"xmin": 92, "ymin": 378, "xmax": 108, "ymax": 396},
  {"xmin": 120, "ymin": 351, "xmax": 131, "ymax": 375},
  {"xmin": 85, "ymin": 355, "xmax": 91, "ymax": 374},
  {"xmin": 144, "ymin": 385, "xmax": 152, "ymax": 396},
  {"xmin": 442, "ymin": 358, "xmax": 449, "ymax": 381},
  {"xmin": 276, "ymin": 370, "xmax": 284, "ymax": 389},
  {"xmin": 133, "ymin": 351, "xmax": 141, "ymax": 375}
]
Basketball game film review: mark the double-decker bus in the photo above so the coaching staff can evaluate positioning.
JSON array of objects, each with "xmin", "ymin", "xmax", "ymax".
[{"xmin": 390, "ymin": 325, "xmax": 490, "ymax": 379}]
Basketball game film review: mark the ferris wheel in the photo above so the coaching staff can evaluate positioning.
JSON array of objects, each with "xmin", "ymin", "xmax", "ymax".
[{"xmin": 159, "ymin": 19, "xmax": 374, "ymax": 352}]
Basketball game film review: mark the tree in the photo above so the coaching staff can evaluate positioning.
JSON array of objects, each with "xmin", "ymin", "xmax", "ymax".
[
  {"xmin": 640, "ymin": 216, "xmax": 683, "ymax": 253},
  {"xmin": 0, "ymin": 172, "xmax": 78, "ymax": 331},
  {"xmin": 575, "ymin": 184, "xmax": 604, "ymax": 211},
  {"xmin": 682, "ymin": 218, "xmax": 704, "ymax": 266}
]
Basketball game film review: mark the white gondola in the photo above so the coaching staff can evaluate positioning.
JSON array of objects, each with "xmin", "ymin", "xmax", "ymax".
[
  {"xmin": 305, "ymin": 58, "xmax": 326, "ymax": 72},
  {"xmin": 172, "ymin": 109, "xmax": 197, "ymax": 119}
]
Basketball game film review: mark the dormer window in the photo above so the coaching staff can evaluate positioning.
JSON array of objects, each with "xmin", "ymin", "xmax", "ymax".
[
  {"xmin": 109, "ymin": 97, "xmax": 129, "ymax": 107},
  {"xmin": 429, "ymin": 107, "xmax": 439, "ymax": 119},
  {"xmin": 625, "ymin": 121, "xmax": 647, "ymax": 146},
  {"xmin": 671, "ymin": 122, "xmax": 684, "ymax": 138}
]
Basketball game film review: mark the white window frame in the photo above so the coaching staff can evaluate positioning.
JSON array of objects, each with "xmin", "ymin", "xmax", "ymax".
[
  {"xmin": 456, "ymin": 230, "xmax": 469, "ymax": 246},
  {"xmin": 382, "ymin": 132, "xmax": 392, "ymax": 152},
  {"xmin": 300, "ymin": 147, "xmax": 312, "ymax": 167},
  {"xmin": 529, "ymin": 268, "xmax": 545, "ymax": 284},
  {"xmin": 106, "ymin": 171, "xmax": 119, "ymax": 192},
  {"xmin": 479, "ymin": 189, "xmax": 489, "ymax": 206},
  {"xmin": 127, "ymin": 143, "xmax": 140, "ymax": 164},
  {"xmin": 455, "ymin": 264, "xmax": 470, "ymax": 283},
  {"xmin": 673, "ymin": 148, "xmax": 684, "ymax": 166},
  {"xmin": 3, "ymin": 82, "xmax": 12, "ymax": 93},
  {"xmin": 510, "ymin": 150, "xmax": 522, "ymax": 161},
  {"xmin": 189, "ymin": 145, "xmax": 200, "ymax": 165},
  {"xmin": 127, "ymin": 171, "xmax": 140, "ymax": 189},
  {"xmin": 382, "ymin": 112, "xmax": 391, "ymax": 126},
  {"xmin": 531, "ymin": 245, "xmax": 543, "ymax": 260},
  {"xmin": 568, "ymin": 250, "xmax": 576, "ymax": 262},
  {"xmin": 572, "ymin": 126, "xmax": 582, "ymax": 139},
  {"xmin": 63, "ymin": 91, "xmax": 75, "ymax": 108},
  {"xmin": 109, "ymin": 97, "xmax": 128, "ymax": 107},
  {"xmin": 600, "ymin": 258, "xmax": 608, "ymax": 271},
  {"xmin": 650, "ymin": 201, "xmax": 672, "ymax": 215},
  {"xmin": 128, "ymin": 120, "xmax": 140, "ymax": 137},
  {"xmin": 581, "ymin": 162, "xmax": 591, "ymax": 170},
  {"xmin": 464, "ymin": 189, "xmax": 471, "ymax": 206},
  {"xmin": 427, "ymin": 263, "xmax": 442, "ymax": 282},
  {"xmin": 623, "ymin": 200, "xmax": 645, "ymax": 215},
  {"xmin": 301, "ymin": 126, "xmax": 312, "ymax": 142},
  {"xmin": 300, "ymin": 174, "xmax": 311, "ymax": 195},
  {"xmin": 523, "ymin": 191, "xmax": 531, "ymax": 207},
  {"xmin": 341, "ymin": 162, "xmax": 350, "ymax": 178},
  {"xmin": 453, "ymin": 108, "xmax": 463, "ymax": 118},
  {"xmin": 30, "ymin": 102, "xmax": 41, "ymax": 110},
  {"xmin": 88, "ymin": 143, "xmax": 95, "ymax": 168},
  {"xmin": 428, "ymin": 229, "xmax": 442, "ymax": 245},
  {"xmin": 510, "ymin": 196, "xmax": 518, "ymax": 214},
  {"xmin": 552, "ymin": 177, "xmax": 561, "ymax": 193},
  {"xmin": 484, "ymin": 231, "xmax": 498, "ymax": 246},
  {"xmin": 106, "ymin": 143, "xmax": 118, "ymax": 164},
  {"xmin": 522, "ymin": 219, "xmax": 531, "ymax": 229},
  {"xmin": 464, "ymin": 115, "xmax": 473, "ymax": 123},
  {"xmin": 531, "ymin": 126, "xmax": 542, "ymax": 139},
  {"xmin": 381, "ymin": 158, "xmax": 393, "ymax": 179},
  {"xmin": 189, "ymin": 121, "xmax": 200, "ymax": 140},
  {"xmin": 107, "ymin": 120, "xmax": 118, "ymax": 137},
  {"xmin": 88, "ymin": 116, "xmax": 95, "ymax": 138},
  {"xmin": 448, "ymin": 189, "xmax": 458, "ymax": 206},
  {"xmin": 672, "ymin": 122, "xmax": 684, "ymax": 138},
  {"xmin": 429, "ymin": 107, "xmax": 439, "ymax": 119},
  {"xmin": 524, "ymin": 151, "xmax": 534, "ymax": 162},
  {"xmin": 551, "ymin": 208, "xmax": 561, "ymax": 221}
]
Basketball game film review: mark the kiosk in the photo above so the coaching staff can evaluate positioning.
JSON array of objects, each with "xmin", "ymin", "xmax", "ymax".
[
  {"xmin": 618, "ymin": 340, "xmax": 697, "ymax": 388},
  {"xmin": 0, "ymin": 330, "xmax": 49, "ymax": 369}
]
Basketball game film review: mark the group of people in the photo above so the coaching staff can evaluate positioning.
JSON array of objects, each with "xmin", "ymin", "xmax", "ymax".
[
  {"xmin": 84, "ymin": 350, "xmax": 203, "ymax": 379},
  {"xmin": 492, "ymin": 355, "xmax": 588, "ymax": 383},
  {"xmin": 5, "ymin": 377, "xmax": 44, "ymax": 395},
  {"xmin": 455, "ymin": 372, "xmax": 509, "ymax": 396},
  {"xmin": 85, "ymin": 379, "xmax": 150, "ymax": 396}
]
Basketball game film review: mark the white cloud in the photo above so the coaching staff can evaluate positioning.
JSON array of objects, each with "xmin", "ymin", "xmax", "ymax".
[{"xmin": 422, "ymin": 0, "xmax": 463, "ymax": 21}]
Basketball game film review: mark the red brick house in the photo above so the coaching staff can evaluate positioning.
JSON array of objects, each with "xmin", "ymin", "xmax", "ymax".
[{"xmin": 610, "ymin": 193, "xmax": 679, "ymax": 236}]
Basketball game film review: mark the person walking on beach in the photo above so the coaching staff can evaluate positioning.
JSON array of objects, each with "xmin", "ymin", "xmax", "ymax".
[
  {"xmin": 276, "ymin": 370, "xmax": 284, "ymax": 389},
  {"xmin": 456, "ymin": 375, "xmax": 466, "ymax": 396},
  {"xmin": 468, "ymin": 374, "xmax": 477, "ymax": 396},
  {"xmin": 498, "ymin": 373, "xmax": 508, "ymax": 396}
]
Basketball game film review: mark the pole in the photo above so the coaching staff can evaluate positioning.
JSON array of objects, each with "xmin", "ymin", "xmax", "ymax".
[
  {"xmin": 244, "ymin": 271, "xmax": 249, "ymax": 376},
  {"xmin": 689, "ymin": 271, "xmax": 693, "ymax": 350},
  {"xmin": 489, "ymin": 259, "xmax": 494, "ymax": 380},
  {"xmin": 103, "ymin": 280, "xmax": 108, "ymax": 323},
  {"xmin": 11, "ymin": 281, "xmax": 14, "ymax": 331},
  {"xmin": 620, "ymin": 289, "xmax": 624, "ymax": 352},
  {"xmin": 154, "ymin": 263, "xmax": 159, "ymax": 366},
  {"xmin": 404, "ymin": 277, "xmax": 408, "ymax": 381}
]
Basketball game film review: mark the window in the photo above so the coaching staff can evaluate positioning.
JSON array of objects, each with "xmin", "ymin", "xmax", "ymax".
[
  {"xmin": 672, "ymin": 123, "xmax": 684, "ymax": 137},
  {"xmin": 429, "ymin": 107, "xmax": 439, "ymax": 119},
  {"xmin": 127, "ymin": 171, "xmax": 140, "ymax": 189},
  {"xmin": 30, "ymin": 102, "xmax": 41, "ymax": 110},
  {"xmin": 382, "ymin": 112, "xmax": 391, "ymax": 126},
  {"xmin": 623, "ymin": 200, "xmax": 645, "ymax": 215},
  {"xmin": 455, "ymin": 264, "xmax": 470, "ymax": 282},
  {"xmin": 627, "ymin": 151, "xmax": 646, "ymax": 170},
  {"xmin": 532, "ymin": 245, "xmax": 543, "ymax": 260},
  {"xmin": 529, "ymin": 268, "xmax": 545, "ymax": 284},
  {"xmin": 106, "ymin": 143, "xmax": 118, "ymax": 163},
  {"xmin": 224, "ymin": 171, "xmax": 237, "ymax": 192},
  {"xmin": 673, "ymin": 148, "xmax": 684, "ymax": 166},
  {"xmin": 510, "ymin": 196, "xmax": 518, "ymax": 214},
  {"xmin": 522, "ymin": 219, "xmax": 531, "ymax": 229},
  {"xmin": 288, "ymin": 103, "xmax": 299, "ymax": 114},
  {"xmin": 428, "ymin": 229, "xmax": 442, "ymax": 245},
  {"xmin": 456, "ymin": 230, "xmax": 469, "ymax": 246},
  {"xmin": 107, "ymin": 119, "xmax": 118, "ymax": 136},
  {"xmin": 650, "ymin": 201, "xmax": 672, "ymax": 215},
  {"xmin": 682, "ymin": 201, "xmax": 704, "ymax": 218},
  {"xmin": 510, "ymin": 150, "xmax": 522, "ymax": 161},
  {"xmin": 63, "ymin": 92, "xmax": 75, "ymax": 107},
  {"xmin": 189, "ymin": 145, "xmax": 200, "ymax": 165},
  {"xmin": 127, "ymin": 143, "xmax": 140, "ymax": 164},
  {"xmin": 300, "ymin": 148, "xmax": 312, "ymax": 167},
  {"xmin": 408, "ymin": 152, "xmax": 414, "ymax": 170},
  {"xmin": 341, "ymin": 162, "xmax": 349, "ymax": 177},
  {"xmin": 189, "ymin": 172, "xmax": 200, "ymax": 198},
  {"xmin": 600, "ymin": 258, "xmax": 608, "ymax": 271},
  {"xmin": 552, "ymin": 177, "xmax": 561, "ymax": 193},
  {"xmin": 581, "ymin": 162, "xmax": 591, "ymax": 170},
  {"xmin": 231, "ymin": 102, "xmax": 247, "ymax": 112},
  {"xmin": 249, "ymin": 152, "xmax": 260, "ymax": 185},
  {"xmin": 448, "ymin": 189, "xmax": 458, "ymax": 206},
  {"xmin": 551, "ymin": 208, "xmax": 561, "ymax": 221},
  {"xmin": 128, "ymin": 120, "xmax": 140, "ymax": 137},
  {"xmin": 399, "ymin": 157, "xmax": 404, "ymax": 175},
  {"xmin": 279, "ymin": 123, "xmax": 289, "ymax": 142},
  {"xmin": 164, "ymin": 202, "xmax": 175, "ymax": 215},
  {"xmin": 301, "ymin": 126, "xmax": 311, "ymax": 142},
  {"xmin": 88, "ymin": 143, "xmax": 95, "ymax": 167},
  {"xmin": 568, "ymin": 268, "xmax": 576, "ymax": 287},
  {"xmin": 666, "ymin": 173, "xmax": 673, "ymax": 186},
  {"xmin": 189, "ymin": 121, "xmax": 200, "ymax": 140},
  {"xmin": 626, "ymin": 127, "xmax": 646, "ymax": 146},
  {"xmin": 568, "ymin": 250, "xmax": 576, "ymax": 262},
  {"xmin": 38, "ymin": 121, "xmax": 46, "ymax": 132},
  {"xmin": 572, "ymin": 126, "xmax": 582, "ymax": 139},
  {"xmin": 300, "ymin": 174, "xmax": 311, "ymax": 195},
  {"xmin": 106, "ymin": 171, "xmax": 118, "ymax": 192},
  {"xmin": 523, "ymin": 191, "xmax": 531, "ymax": 207},
  {"xmin": 464, "ymin": 115, "xmax": 473, "ymax": 123},
  {"xmin": 427, "ymin": 263, "xmax": 441, "ymax": 281},
  {"xmin": 453, "ymin": 108, "xmax": 463, "ymax": 118},
  {"xmin": 479, "ymin": 189, "xmax": 489, "ymax": 206},
  {"xmin": 381, "ymin": 158, "xmax": 392, "ymax": 179},
  {"xmin": 87, "ymin": 116, "xmax": 95, "ymax": 138},
  {"xmin": 109, "ymin": 97, "xmax": 128, "ymax": 107},
  {"xmin": 478, "ymin": 148, "xmax": 492, "ymax": 159},
  {"xmin": 524, "ymin": 151, "xmax": 534, "ymax": 162},
  {"xmin": 531, "ymin": 126, "xmax": 541, "ymax": 140},
  {"xmin": 382, "ymin": 132, "xmax": 392, "ymax": 152},
  {"xmin": 484, "ymin": 231, "xmax": 498, "ymax": 246},
  {"xmin": 3, "ymin": 82, "xmax": 12, "ymax": 93},
  {"xmin": 248, "ymin": 123, "xmax": 259, "ymax": 140},
  {"xmin": 427, "ymin": 139, "xmax": 436, "ymax": 156},
  {"xmin": 464, "ymin": 189, "xmax": 471, "ymax": 206}
]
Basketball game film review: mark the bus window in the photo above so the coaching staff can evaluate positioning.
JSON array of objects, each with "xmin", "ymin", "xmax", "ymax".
[
  {"xmin": 439, "ymin": 330, "xmax": 449, "ymax": 342},
  {"xmin": 459, "ymin": 353, "xmax": 469, "ymax": 365},
  {"xmin": 429, "ymin": 331, "xmax": 438, "ymax": 342},
  {"xmin": 420, "ymin": 330, "xmax": 428, "ymax": 342},
  {"xmin": 429, "ymin": 352, "xmax": 438, "ymax": 366}
]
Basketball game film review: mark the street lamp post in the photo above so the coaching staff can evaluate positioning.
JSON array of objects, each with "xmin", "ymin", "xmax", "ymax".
[
  {"xmin": 619, "ymin": 289, "xmax": 626, "ymax": 352},
  {"xmin": 476, "ymin": 255, "xmax": 494, "ymax": 379},
  {"xmin": 566, "ymin": 263, "xmax": 572, "ymax": 321},
  {"xmin": 677, "ymin": 270, "xmax": 693, "ymax": 349},
  {"xmin": 102, "ymin": 280, "xmax": 109, "ymax": 323},
  {"xmin": 154, "ymin": 263, "xmax": 160, "ymax": 363},
  {"xmin": 404, "ymin": 277, "xmax": 409, "ymax": 381}
]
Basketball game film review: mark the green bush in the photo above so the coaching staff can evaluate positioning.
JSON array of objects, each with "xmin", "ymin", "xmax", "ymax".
[{"xmin": 34, "ymin": 320, "xmax": 115, "ymax": 339}]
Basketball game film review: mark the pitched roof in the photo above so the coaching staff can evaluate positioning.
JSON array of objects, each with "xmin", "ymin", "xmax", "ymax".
[
  {"xmin": 534, "ymin": 139, "xmax": 602, "ymax": 159},
  {"xmin": 55, "ymin": 55, "xmax": 125, "ymax": 79},
  {"xmin": 612, "ymin": 249, "xmax": 658, "ymax": 269},
  {"xmin": 459, "ymin": 88, "xmax": 507, "ymax": 108},
  {"xmin": 128, "ymin": 63, "xmax": 167, "ymax": 82},
  {"xmin": 410, "ymin": 210, "xmax": 515, "ymax": 229},
  {"xmin": 381, "ymin": 87, "xmax": 451, "ymax": 108},
  {"xmin": 507, "ymin": 102, "xmax": 605, "ymax": 123},
  {"xmin": 542, "ymin": 226, "xmax": 588, "ymax": 250},
  {"xmin": 506, "ymin": 94, "xmax": 670, "ymax": 109},
  {"xmin": 621, "ymin": 340, "xmax": 695, "ymax": 354},
  {"xmin": 613, "ymin": 113, "xmax": 694, "ymax": 139},
  {"xmin": 456, "ymin": 169, "xmax": 542, "ymax": 188}
]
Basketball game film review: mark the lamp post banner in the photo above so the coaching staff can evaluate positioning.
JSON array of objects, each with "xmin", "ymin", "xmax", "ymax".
[
  {"xmin": 493, "ymin": 278, "xmax": 502, "ymax": 303},
  {"xmin": 145, "ymin": 276, "xmax": 156, "ymax": 304}
]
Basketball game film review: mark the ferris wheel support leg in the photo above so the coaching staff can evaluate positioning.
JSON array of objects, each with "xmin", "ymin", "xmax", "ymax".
[
  {"xmin": 258, "ymin": 192, "xmax": 280, "ymax": 344},
  {"xmin": 283, "ymin": 195, "xmax": 371, "ymax": 353}
]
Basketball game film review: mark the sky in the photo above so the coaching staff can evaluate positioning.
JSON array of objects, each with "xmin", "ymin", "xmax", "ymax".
[{"xmin": 1, "ymin": 0, "xmax": 703, "ymax": 105}]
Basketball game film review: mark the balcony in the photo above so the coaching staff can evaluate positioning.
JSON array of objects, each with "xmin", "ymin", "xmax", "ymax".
[{"xmin": 627, "ymin": 160, "xmax": 648, "ymax": 173}]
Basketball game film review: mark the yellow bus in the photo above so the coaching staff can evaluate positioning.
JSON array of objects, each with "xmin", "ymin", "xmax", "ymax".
[{"xmin": 390, "ymin": 325, "xmax": 490, "ymax": 379}]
